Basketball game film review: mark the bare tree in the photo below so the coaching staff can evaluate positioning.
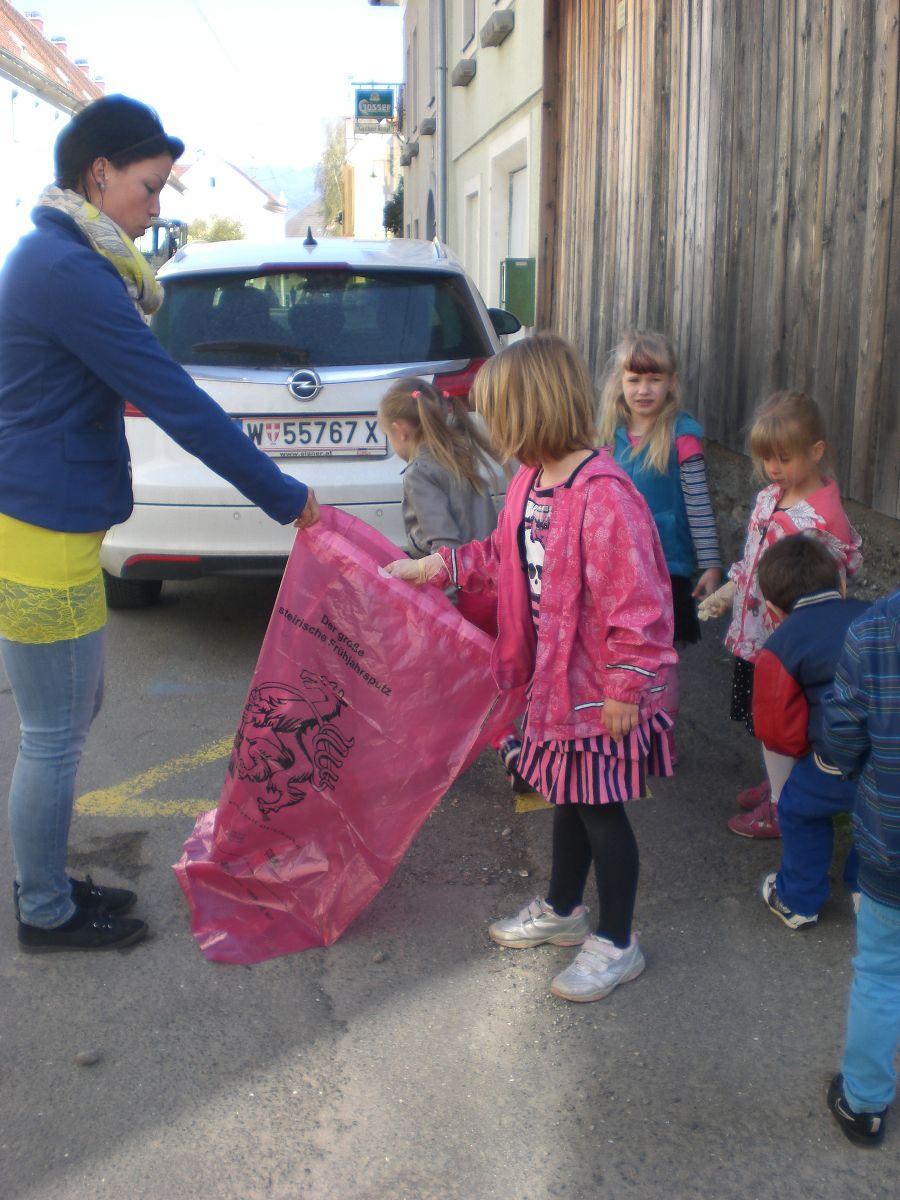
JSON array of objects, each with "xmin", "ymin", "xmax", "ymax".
[{"xmin": 316, "ymin": 119, "xmax": 346, "ymax": 234}]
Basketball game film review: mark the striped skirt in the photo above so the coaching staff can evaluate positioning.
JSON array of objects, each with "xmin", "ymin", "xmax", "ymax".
[{"xmin": 517, "ymin": 710, "xmax": 674, "ymax": 805}]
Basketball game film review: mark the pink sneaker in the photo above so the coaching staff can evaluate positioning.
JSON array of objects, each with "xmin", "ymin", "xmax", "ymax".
[
  {"xmin": 736, "ymin": 779, "xmax": 770, "ymax": 811},
  {"xmin": 728, "ymin": 795, "xmax": 781, "ymax": 839}
]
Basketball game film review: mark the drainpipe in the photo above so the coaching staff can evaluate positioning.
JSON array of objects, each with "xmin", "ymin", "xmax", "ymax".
[{"xmin": 437, "ymin": 0, "xmax": 448, "ymax": 241}]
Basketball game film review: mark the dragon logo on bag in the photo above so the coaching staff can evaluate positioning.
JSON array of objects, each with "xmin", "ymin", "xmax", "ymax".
[{"xmin": 229, "ymin": 671, "xmax": 355, "ymax": 819}]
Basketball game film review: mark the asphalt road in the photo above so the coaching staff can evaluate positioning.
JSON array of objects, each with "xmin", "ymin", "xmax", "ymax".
[{"xmin": 0, "ymin": 575, "xmax": 897, "ymax": 1199}]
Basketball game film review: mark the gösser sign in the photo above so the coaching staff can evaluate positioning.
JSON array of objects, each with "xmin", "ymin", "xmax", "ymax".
[{"xmin": 355, "ymin": 88, "xmax": 394, "ymax": 121}]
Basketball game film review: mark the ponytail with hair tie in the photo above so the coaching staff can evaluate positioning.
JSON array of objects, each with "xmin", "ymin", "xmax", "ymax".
[{"xmin": 379, "ymin": 374, "xmax": 498, "ymax": 495}]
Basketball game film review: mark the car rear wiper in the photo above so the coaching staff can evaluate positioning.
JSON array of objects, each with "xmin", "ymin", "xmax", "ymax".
[{"xmin": 191, "ymin": 340, "xmax": 310, "ymax": 364}]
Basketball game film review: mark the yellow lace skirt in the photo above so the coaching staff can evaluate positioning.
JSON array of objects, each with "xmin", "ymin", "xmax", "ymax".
[{"xmin": 0, "ymin": 514, "xmax": 107, "ymax": 644}]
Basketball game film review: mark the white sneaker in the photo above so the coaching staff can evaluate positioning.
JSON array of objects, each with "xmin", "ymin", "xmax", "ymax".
[
  {"xmin": 550, "ymin": 934, "xmax": 645, "ymax": 1002},
  {"xmin": 488, "ymin": 897, "xmax": 590, "ymax": 948}
]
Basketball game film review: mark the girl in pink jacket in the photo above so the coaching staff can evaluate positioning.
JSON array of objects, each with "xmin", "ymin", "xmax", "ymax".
[
  {"xmin": 698, "ymin": 391, "xmax": 862, "ymax": 839},
  {"xmin": 385, "ymin": 333, "xmax": 677, "ymax": 1004}
]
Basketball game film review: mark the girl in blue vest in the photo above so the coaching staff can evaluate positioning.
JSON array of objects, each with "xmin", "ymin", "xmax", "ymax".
[{"xmin": 598, "ymin": 331, "xmax": 722, "ymax": 744}]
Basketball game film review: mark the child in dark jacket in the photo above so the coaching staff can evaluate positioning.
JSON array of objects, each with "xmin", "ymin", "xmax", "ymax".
[
  {"xmin": 751, "ymin": 536, "xmax": 869, "ymax": 928},
  {"xmin": 823, "ymin": 587, "xmax": 900, "ymax": 1147}
]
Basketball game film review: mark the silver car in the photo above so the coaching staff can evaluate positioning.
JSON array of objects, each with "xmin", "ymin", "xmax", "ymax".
[{"xmin": 101, "ymin": 235, "xmax": 520, "ymax": 607}]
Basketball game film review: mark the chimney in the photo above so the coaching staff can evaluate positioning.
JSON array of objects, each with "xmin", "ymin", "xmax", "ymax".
[
  {"xmin": 74, "ymin": 58, "xmax": 90, "ymax": 77},
  {"xmin": 50, "ymin": 35, "xmax": 68, "ymax": 56},
  {"xmin": 93, "ymin": 75, "xmax": 106, "ymax": 94},
  {"xmin": 25, "ymin": 11, "xmax": 43, "ymax": 35}
]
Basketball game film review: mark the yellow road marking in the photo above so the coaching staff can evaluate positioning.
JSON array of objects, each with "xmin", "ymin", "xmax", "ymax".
[
  {"xmin": 76, "ymin": 735, "xmax": 233, "ymax": 818},
  {"xmin": 515, "ymin": 791, "xmax": 550, "ymax": 814},
  {"xmin": 514, "ymin": 785, "xmax": 654, "ymax": 813}
]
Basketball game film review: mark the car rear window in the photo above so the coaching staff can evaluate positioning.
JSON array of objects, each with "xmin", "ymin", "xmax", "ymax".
[{"xmin": 152, "ymin": 268, "xmax": 494, "ymax": 368}]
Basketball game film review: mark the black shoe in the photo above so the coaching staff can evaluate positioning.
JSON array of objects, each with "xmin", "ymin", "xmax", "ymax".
[
  {"xmin": 17, "ymin": 907, "xmax": 147, "ymax": 953},
  {"xmin": 509, "ymin": 767, "xmax": 537, "ymax": 795},
  {"xmin": 497, "ymin": 737, "xmax": 536, "ymax": 795},
  {"xmin": 827, "ymin": 1074, "xmax": 887, "ymax": 1146},
  {"xmin": 14, "ymin": 874, "xmax": 136, "ymax": 918},
  {"xmin": 70, "ymin": 875, "xmax": 137, "ymax": 915}
]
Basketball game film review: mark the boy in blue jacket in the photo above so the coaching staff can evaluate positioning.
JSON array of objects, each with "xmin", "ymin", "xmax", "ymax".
[
  {"xmin": 823, "ymin": 587, "xmax": 900, "ymax": 1147},
  {"xmin": 751, "ymin": 535, "xmax": 869, "ymax": 928}
]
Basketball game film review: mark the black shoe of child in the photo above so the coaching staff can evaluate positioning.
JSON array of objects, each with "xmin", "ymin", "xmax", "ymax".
[
  {"xmin": 14, "ymin": 874, "xmax": 136, "ymax": 918},
  {"xmin": 497, "ymin": 737, "xmax": 536, "ymax": 794},
  {"xmin": 17, "ymin": 907, "xmax": 147, "ymax": 953},
  {"xmin": 827, "ymin": 1074, "xmax": 887, "ymax": 1147},
  {"xmin": 509, "ymin": 767, "xmax": 537, "ymax": 795}
]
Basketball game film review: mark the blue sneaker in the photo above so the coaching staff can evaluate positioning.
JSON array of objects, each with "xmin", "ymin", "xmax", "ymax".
[{"xmin": 761, "ymin": 874, "xmax": 818, "ymax": 930}]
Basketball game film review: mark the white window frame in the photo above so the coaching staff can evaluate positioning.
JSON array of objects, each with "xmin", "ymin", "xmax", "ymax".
[
  {"xmin": 461, "ymin": 0, "xmax": 477, "ymax": 50},
  {"xmin": 462, "ymin": 175, "xmax": 482, "ymax": 291},
  {"xmin": 488, "ymin": 119, "xmax": 530, "ymax": 311}
]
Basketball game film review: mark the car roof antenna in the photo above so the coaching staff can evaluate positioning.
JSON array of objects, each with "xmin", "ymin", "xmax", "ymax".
[{"xmin": 303, "ymin": 226, "xmax": 317, "ymax": 247}]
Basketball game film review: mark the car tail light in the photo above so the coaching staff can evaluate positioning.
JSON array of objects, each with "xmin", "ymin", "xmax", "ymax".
[
  {"xmin": 431, "ymin": 357, "xmax": 488, "ymax": 407},
  {"xmin": 123, "ymin": 401, "xmax": 146, "ymax": 417}
]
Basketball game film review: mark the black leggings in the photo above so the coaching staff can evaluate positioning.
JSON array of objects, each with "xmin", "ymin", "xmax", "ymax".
[{"xmin": 546, "ymin": 802, "xmax": 639, "ymax": 948}]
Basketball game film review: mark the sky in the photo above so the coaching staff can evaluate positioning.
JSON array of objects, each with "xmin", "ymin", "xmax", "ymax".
[{"xmin": 17, "ymin": 0, "xmax": 404, "ymax": 168}]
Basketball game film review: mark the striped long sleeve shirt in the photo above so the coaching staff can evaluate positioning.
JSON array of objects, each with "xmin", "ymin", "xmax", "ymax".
[{"xmin": 679, "ymin": 452, "xmax": 721, "ymax": 571}]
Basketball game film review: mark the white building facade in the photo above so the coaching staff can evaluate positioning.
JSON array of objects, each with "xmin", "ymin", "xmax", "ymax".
[
  {"xmin": 166, "ymin": 153, "xmax": 287, "ymax": 242},
  {"xmin": 398, "ymin": 0, "xmax": 542, "ymax": 325},
  {"xmin": 342, "ymin": 115, "xmax": 400, "ymax": 241}
]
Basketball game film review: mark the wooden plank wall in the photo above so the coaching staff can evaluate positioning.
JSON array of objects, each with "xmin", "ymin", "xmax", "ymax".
[{"xmin": 537, "ymin": 0, "xmax": 900, "ymax": 519}]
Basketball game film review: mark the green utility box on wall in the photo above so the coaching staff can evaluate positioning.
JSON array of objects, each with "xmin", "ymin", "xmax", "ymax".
[{"xmin": 500, "ymin": 257, "xmax": 536, "ymax": 327}]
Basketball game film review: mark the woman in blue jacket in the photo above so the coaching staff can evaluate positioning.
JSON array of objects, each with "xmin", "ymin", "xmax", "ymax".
[{"xmin": 0, "ymin": 95, "xmax": 318, "ymax": 953}]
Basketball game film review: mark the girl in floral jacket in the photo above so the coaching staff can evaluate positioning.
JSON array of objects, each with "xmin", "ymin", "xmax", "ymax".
[
  {"xmin": 698, "ymin": 391, "xmax": 862, "ymax": 838},
  {"xmin": 386, "ymin": 333, "xmax": 676, "ymax": 1004}
]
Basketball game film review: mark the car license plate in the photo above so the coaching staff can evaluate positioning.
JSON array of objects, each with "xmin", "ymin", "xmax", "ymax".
[{"xmin": 238, "ymin": 414, "xmax": 386, "ymax": 458}]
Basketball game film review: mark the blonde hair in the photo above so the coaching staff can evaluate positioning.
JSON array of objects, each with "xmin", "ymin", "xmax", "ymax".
[
  {"xmin": 378, "ymin": 376, "xmax": 496, "ymax": 493},
  {"xmin": 597, "ymin": 330, "xmax": 682, "ymax": 474},
  {"xmin": 471, "ymin": 333, "xmax": 597, "ymax": 466},
  {"xmin": 749, "ymin": 391, "xmax": 831, "ymax": 481}
]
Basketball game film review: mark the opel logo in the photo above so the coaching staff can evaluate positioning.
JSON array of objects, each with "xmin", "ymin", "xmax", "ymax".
[{"xmin": 287, "ymin": 368, "xmax": 322, "ymax": 402}]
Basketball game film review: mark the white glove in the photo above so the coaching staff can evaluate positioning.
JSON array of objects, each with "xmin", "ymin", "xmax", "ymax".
[
  {"xmin": 697, "ymin": 580, "xmax": 736, "ymax": 621},
  {"xmin": 381, "ymin": 552, "xmax": 448, "ymax": 584}
]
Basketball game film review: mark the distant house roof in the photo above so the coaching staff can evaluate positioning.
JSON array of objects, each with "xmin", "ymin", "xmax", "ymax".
[
  {"xmin": 286, "ymin": 196, "xmax": 327, "ymax": 239},
  {"xmin": 179, "ymin": 155, "xmax": 288, "ymax": 215},
  {"xmin": 0, "ymin": 1, "xmax": 104, "ymax": 112},
  {"xmin": 228, "ymin": 162, "xmax": 287, "ymax": 215}
]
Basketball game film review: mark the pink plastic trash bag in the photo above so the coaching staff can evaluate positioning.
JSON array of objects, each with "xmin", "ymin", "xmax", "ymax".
[{"xmin": 174, "ymin": 507, "xmax": 522, "ymax": 963}]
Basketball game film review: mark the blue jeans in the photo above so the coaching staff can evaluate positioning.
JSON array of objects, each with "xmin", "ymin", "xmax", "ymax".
[
  {"xmin": 1, "ymin": 629, "xmax": 105, "ymax": 927},
  {"xmin": 776, "ymin": 754, "xmax": 858, "ymax": 915},
  {"xmin": 842, "ymin": 892, "xmax": 900, "ymax": 1112}
]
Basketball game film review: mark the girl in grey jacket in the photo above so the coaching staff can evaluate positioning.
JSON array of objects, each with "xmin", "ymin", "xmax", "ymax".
[
  {"xmin": 379, "ymin": 377, "xmax": 526, "ymax": 785},
  {"xmin": 379, "ymin": 377, "xmax": 503, "ymax": 557}
]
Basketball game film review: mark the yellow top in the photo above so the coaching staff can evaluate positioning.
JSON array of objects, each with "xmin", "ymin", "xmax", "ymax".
[{"xmin": 0, "ymin": 513, "xmax": 106, "ymax": 643}]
